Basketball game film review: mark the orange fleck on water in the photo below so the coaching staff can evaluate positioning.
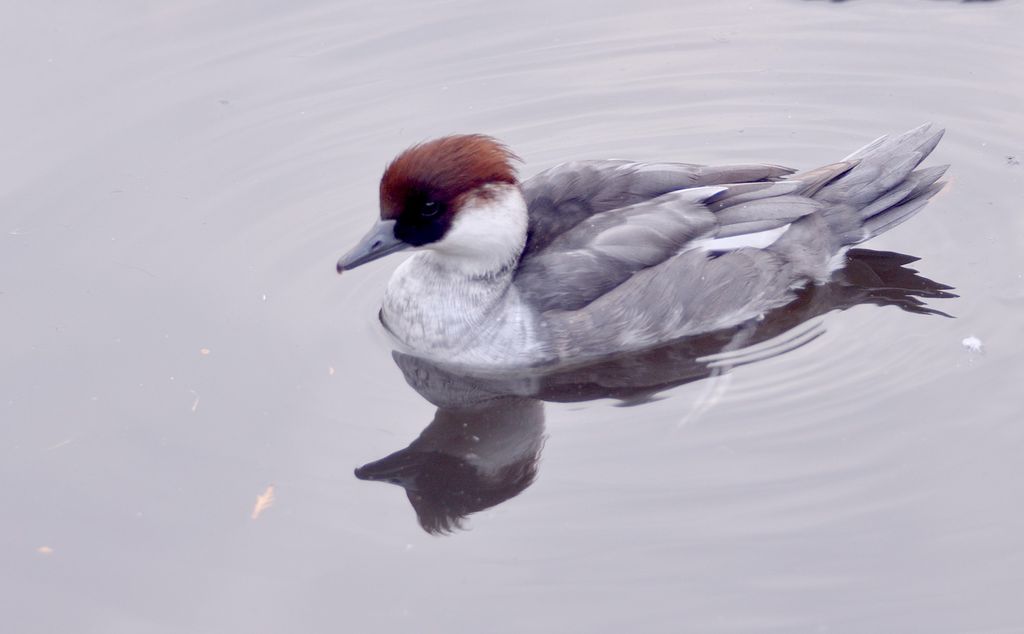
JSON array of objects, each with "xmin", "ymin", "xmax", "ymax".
[{"xmin": 251, "ymin": 485, "xmax": 275, "ymax": 519}]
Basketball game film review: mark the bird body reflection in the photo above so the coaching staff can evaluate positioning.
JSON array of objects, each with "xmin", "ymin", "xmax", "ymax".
[{"xmin": 355, "ymin": 249, "xmax": 954, "ymax": 534}]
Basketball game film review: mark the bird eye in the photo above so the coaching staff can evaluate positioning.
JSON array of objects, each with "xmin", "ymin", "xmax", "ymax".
[{"xmin": 421, "ymin": 201, "xmax": 440, "ymax": 217}]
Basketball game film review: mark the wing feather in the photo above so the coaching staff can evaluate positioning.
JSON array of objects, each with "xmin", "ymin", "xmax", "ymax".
[
  {"xmin": 520, "ymin": 160, "xmax": 793, "ymax": 255},
  {"xmin": 514, "ymin": 188, "xmax": 723, "ymax": 312}
]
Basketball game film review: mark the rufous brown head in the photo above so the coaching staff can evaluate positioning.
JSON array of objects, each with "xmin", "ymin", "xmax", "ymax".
[{"xmin": 337, "ymin": 135, "xmax": 519, "ymax": 272}]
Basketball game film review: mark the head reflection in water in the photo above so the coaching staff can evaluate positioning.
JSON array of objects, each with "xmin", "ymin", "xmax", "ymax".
[
  {"xmin": 355, "ymin": 249, "xmax": 955, "ymax": 535},
  {"xmin": 355, "ymin": 397, "xmax": 544, "ymax": 535}
]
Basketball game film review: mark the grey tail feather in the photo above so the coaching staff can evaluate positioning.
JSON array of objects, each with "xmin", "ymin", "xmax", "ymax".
[
  {"xmin": 862, "ymin": 180, "xmax": 946, "ymax": 239},
  {"xmin": 788, "ymin": 160, "xmax": 858, "ymax": 197},
  {"xmin": 813, "ymin": 123, "xmax": 948, "ymax": 246}
]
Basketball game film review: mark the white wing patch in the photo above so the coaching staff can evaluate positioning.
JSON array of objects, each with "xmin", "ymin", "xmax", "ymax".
[{"xmin": 693, "ymin": 224, "xmax": 790, "ymax": 252}]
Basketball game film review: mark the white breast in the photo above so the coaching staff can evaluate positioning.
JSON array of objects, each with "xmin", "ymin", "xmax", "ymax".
[{"xmin": 381, "ymin": 254, "xmax": 543, "ymax": 365}]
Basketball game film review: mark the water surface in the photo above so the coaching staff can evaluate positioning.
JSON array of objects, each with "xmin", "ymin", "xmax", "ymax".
[{"xmin": 2, "ymin": 0, "xmax": 1023, "ymax": 632}]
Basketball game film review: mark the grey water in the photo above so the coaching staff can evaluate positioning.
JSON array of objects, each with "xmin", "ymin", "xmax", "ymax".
[{"xmin": 2, "ymin": 1, "xmax": 1023, "ymax": 632}]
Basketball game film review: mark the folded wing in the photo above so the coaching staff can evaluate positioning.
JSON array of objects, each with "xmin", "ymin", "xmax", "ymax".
[
  {"xmin": 520, "ymin": 160, "xmax": 794, "ymax": 255},
  {"xmin": 514, "ymin": 162, "xmax": 845, "ymax": 313}
]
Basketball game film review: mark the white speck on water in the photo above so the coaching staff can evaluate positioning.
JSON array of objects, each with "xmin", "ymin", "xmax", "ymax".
[
  {"xmin": 45, "ymin": 437, "xmax": 74, "ymax": 451},
  {"xmin": 961, "ymin": 335, "xmax": 984, "ymax": 353}
]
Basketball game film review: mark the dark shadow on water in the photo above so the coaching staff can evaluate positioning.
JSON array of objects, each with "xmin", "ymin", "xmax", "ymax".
[{"xmin": 355, "ymin": 249, "xmax": 955, "ymax": 534}]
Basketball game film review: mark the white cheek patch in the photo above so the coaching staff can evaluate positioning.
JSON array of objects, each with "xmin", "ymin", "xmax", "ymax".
[
  {"xmin": 693, "ymin": 224, "xmax": 790, "ymax": 252},
  {"xmin": 428, "ymin": 185, "xmax": 528, "ymax": 276}
]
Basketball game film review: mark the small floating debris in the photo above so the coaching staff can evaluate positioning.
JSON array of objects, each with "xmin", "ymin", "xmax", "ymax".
[
  {"xmin": 199, "ymin": 348, "xmax": 211, "ymax": 356},
  {"xmin": 251, "ymin": 485, "xmax": 275, "ymax": 520},
  {"xmin": 45, "ymin": 437, "xmax": 73, "ymax": 451},
  {"xmin": 328, "ymin": 366, "xmax": 335, "ymax": 376},
  {"xmin": 36, "ymin": 546, "xmax": 54, "ymax": 555},
  {"xmin": 961, "ymin": 335, "xmax": 984, "ymax": 353}
]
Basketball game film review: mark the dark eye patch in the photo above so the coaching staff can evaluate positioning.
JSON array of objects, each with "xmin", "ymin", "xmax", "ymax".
[{"xmin": 393, "ymin": 189, "xmax": 453, "ymax": 246}]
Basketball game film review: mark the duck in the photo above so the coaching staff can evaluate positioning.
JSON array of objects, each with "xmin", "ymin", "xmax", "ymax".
[{"xmin": 336, "ymin": 123, "xmax": 947, "ymax": 368}]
